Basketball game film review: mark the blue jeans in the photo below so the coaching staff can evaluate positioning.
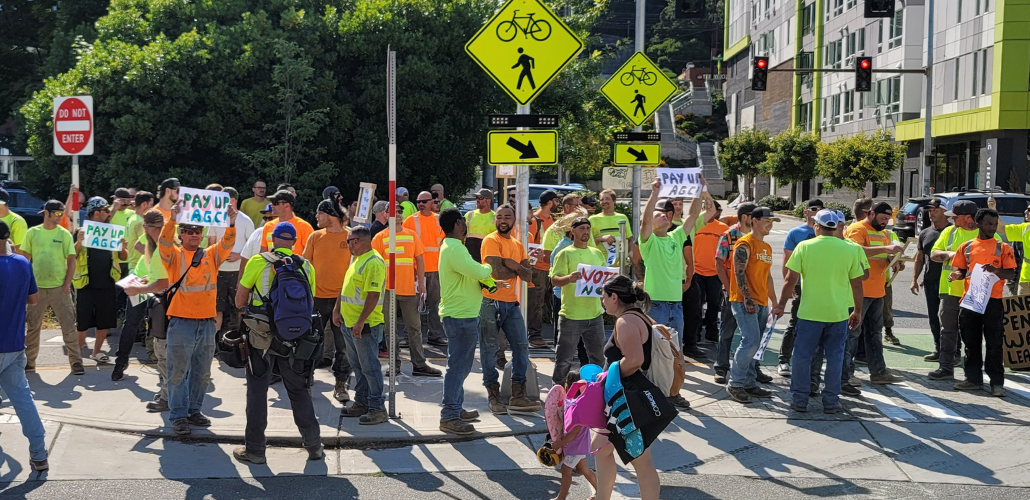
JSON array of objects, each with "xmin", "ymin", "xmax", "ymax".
[
  {"xmin": 649, "ymin": 300, "xmax": 684, "ymax": 349},
  {"xmin": 728, "ymin": 302, "xmax": 768, "ymax": 389},
  {"xmin": 478, "ymin": 299, "xmax": 529, "ymax": 387},
  {"xmin": 342, "ymin": 323, "xmax": 385, "ymax": 411},
  {"xmin": 441, "ymin": 316, "xmax": 479, "ymax": 422},
  {"xmin": 0, "ymin": 351, "xmax": 46, "ymax": 461},
  {"xmin": 166, "ymin": 317, "xmax": 216, "ymax": 420},
  {"xmin": 791, "ymin": 319, "xmax": 848, "ymax": 408},
  {"xmin": 845, "ymin": 297, "xmax": 887, "ymax": 378},
  {"xmin": 714, "ymin": 293, "xmax": 761, "ymax": 376}
]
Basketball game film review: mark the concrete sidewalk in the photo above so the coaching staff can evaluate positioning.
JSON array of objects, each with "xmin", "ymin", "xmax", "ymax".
[{"xmin": 6, "ymin": 355, "xmax": 726, "ymax": 448}]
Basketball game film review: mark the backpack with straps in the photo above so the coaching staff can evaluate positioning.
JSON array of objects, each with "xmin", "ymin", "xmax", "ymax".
[
  {"xmin": 258, "ymin": 252, "xmax": 314, "ymax": 340},
  {"xmin": 626, "ymin": 311, "xmax": 686, "ymax": 398}
]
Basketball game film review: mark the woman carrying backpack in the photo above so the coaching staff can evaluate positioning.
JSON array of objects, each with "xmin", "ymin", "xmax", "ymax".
[{"xmin": 593, "ymin": 275, "xmax": 672, "ymax": 500}]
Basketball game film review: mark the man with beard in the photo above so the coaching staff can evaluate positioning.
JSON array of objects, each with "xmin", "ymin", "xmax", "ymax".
[
  {"xmin": 549, "ymin": 217, "xmax": 607, "ymax": 385},
  {"xmin": 478, "ymin": 204, "xmax": 541, "ymax": 414},
  {"xmin": 844, "ymin": 202, "xmax": 906, "ymax": 385},
  {"xmin": 155, "ymin": 178, "xmax": 180, "ymax": 223},
  {"xmin": 74, "ymin": 197, "xmax": 127, "ymax": 365}
]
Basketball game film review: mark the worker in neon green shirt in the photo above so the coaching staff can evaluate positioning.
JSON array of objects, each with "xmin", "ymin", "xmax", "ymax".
[
  {"xmin": 0, "ymin": 187, "xmax": 28, "ymax": 252},
  {"xmin": 464, "ymin": 188, "xmax": 496, "ymax": 262},
  {"xmin": 589, "ymin": 189, "xmax": 631, "ymax": 265},
  {"xmin": 1002, "ymin": 203, "xmax": 1030, "ymax": 295},
  {"xmin": 431, "ymin": 184, "xmax": 455, "ymax": 213},
  {"xmin": 437, "ymin": 207, "xmax": 494, "ymax": 436},
  {"xmin": 397, "ymin": 187, "xmax": 416, "ymax": 219}
]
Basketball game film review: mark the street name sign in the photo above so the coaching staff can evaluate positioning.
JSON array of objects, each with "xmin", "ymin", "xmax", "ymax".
[
  {"xmin": 466, "ymin": 0, "xmax": 584, "ymax": 105},
  {"xmin": 53, "ymin": 96, "xmax": 94, "ymax": 156},
  {"xmin": 600, "ymin": 52, "xmax": 679, "ymax": 126},
  {"xmin": 613, "ymin": 143, "xmax": 661, "ymax": 165},
  {"xmin": 487, "ymin": 130, "xmax": 558, "ymax": 165}
]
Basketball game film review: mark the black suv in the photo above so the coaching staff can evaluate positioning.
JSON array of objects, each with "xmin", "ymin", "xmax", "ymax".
[
  {"xmin": 894, "ymin": 190, "xmax": 1030, "ymax": 239},
  {"xmin": 894, "ymin": 197, "xmax": 934, "ymax": 239},
  {"xmin": 0, "ymin": 182, "xmax": 46, "ymax": 227}
]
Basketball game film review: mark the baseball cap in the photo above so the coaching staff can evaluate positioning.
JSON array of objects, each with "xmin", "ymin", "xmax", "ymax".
[
  {"xmin": 750, "ymin": 206, "xmax": 781, "ymax": 221},
  {"xmin": 113, "ymin": 187, "xmax": 133, "ymax": 199},
  {"xmin": 41, "ymin": 200, "xmax": 65, "ymax": 213},
  {"xmin": 372, "ymin": 200, "xmax": 389, "ymax": 214},
  {"xmin": 834, "ymin": 210, "xmax": 846, "ymax": 224},
  {"xmin": 805, "ymin": 198, "xmax": 824, "ymax": 210},
  {"xmin": 927, "ymin": 198, "xmax": 943, "ymax": 209},
  {"xmin": 539, "ymin": 190, "xmax": 560, "ymax": 206},
  {"xmin": 259, "ymin": 203, "xmax": 273, "ymax": 214},
  {"xmin": 269, "ymin": 189, "xmax": 296, "ymax": 206},
  {"xmin": 475, "ymin": 188, "xmax": 494, "ymax": 199},
  {"xmin": 571, "ymin": 217, "xmax": 591, "ymax": 229},
  {"xmin": 813, "ymin": 209, "xmax": 838, "ymax": 229},
  {"xmin": 85, "ymin": 196, "xmax": 109, "ymax": 215},
  {"xmin": 396, "ymin": 187, "xmax": 409, "ymax": 196},
  {"xmin": 272, "ymin": 221, "xmax": 297, "ymax": 241},
  {"xmin": 582, "ymin": 196, "xmax": 598, "ymax": 207},
  {"xmin": 322, "ymin": 186, "xmax": 340, "ymax": 200},
  {"xmin": 944, "ymin": 200, "xmax": 978, "ymax": 217},
  {"xmin": 0, "ymin": 220, "xmax": 9, "ymax": 240},
  {"xmin": 0, "ymin": 187, "xmax": 8, "ymax": 206},
  {"xmin": 871, "ymin": 202, "xmax": 893, "ymax": 215},
  {"xmin": 655, "ymin": 199, "xmax": 676, "ymax": 213},
  {"xmin": 736, "ymin": 202, "xmax": 758, "ymax": 218}
]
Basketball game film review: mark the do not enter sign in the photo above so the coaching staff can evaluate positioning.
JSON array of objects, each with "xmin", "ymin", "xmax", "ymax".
[{"xmin": 53, "ymin": 96, "xmax": 94, "ymax": 156}]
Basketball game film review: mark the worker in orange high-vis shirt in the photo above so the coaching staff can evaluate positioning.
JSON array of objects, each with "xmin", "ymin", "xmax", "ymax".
[
  {"xmin": 402, "ymin": 191, "xmax": 448, "ymax": 347},
  {"xmin": 372, "ymin": 205, "xmax": 442, "ymax": 378},
  {"xmin": 526, "ymin": 189, "xmax": 558, "ymax": 348},
  {"xmin": 160, "ymin": 201, "xmax": 237, "ymax": 437}
]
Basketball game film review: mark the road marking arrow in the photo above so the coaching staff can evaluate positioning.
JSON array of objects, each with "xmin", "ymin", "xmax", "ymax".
[
  {"xmin": 627, "ymin": 147, "xmax": 648, "ymax": 162},
  {"xmin": 506, "ymin": 137, "xmax": 539, "ymax": 159}
]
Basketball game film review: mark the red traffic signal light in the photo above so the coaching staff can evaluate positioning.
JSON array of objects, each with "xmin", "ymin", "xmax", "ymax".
[
  {"xmin": 751, "ymin": 56, "xmax": 769, "ymax": 91},
  {"xmin": 855, "ymin": 57, "xmax": 873, "ymax": 92}
]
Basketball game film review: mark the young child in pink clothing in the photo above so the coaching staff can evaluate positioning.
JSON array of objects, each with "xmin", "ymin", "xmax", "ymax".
[{"xmin": 549, "ymin": 370, "xmax": 598, "ymax": 500}]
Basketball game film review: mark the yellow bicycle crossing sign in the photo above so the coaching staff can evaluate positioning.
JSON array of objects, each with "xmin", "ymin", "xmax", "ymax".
[
  {"xmin": 465, "ymin": 0, "xmax": 584, "ymax": 106},
  {"xmin": 600, "ymin": 52, "xmax": 679, "ymax": 127}
]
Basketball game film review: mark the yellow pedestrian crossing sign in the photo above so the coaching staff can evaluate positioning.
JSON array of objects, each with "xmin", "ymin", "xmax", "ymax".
[
  {"xmin": 465, "ymin": 0, "xmax": 584, "ymax": 105},
  {"xmin": 613, "ymin": 143, "xmax": 661, "ymax": 165},
  {"xmin": 600, "ymin": 52, "xmax": 679, "ymax": 126},
  {"xmin": 487, "ymin": 130, "xmax": 558, "ymax": 165}
]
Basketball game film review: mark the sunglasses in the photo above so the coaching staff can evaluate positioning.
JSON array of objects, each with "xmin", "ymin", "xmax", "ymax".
[
  {"xmin": 179, "ymin": 226, "xmax": 203, "ymax": 235},
  {"xmin": 146, "ymin": 223, "xmax": 163, "ymax": 229},
  {"xmin": 346, "ymin": 237, "xmax": 360, "ymax": 243},
  {"xmin": 416, "ymin": 199, "xmax": 432, "ymax": 204},
  {"xmin": 262, "ymin": 215, "xmax": 275, "ymax": 221},
  {"xmin": 49, "ymin": 210, "xmax": 64, "ymax": 218}
]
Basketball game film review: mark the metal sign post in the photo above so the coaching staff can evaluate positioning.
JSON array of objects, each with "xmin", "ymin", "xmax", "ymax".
[
  {"xmin": 386, "ymin": 48, "xmax": 400, "ymax": 419},
  {"xmin": 517, "ymin": 104, "xmax": 530, "ymax": 323}
]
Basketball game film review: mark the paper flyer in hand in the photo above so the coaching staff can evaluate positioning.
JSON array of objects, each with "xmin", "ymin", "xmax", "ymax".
[
  {"xmin": 959, "ymin": 263, "xmax": 999, "ymax": 314},
  {"xmin": 754, "ymin": 313, "xmax": 780, "ymax": 361}
]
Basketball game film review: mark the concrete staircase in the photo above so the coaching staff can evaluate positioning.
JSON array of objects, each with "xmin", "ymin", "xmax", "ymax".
[
  {"xmin": 654, "ymin": 99, "xmax": 725, "ymax": 197},
  {"xmin": 697, "ymin": 141, "xmax": 726, "ymax": 197}
]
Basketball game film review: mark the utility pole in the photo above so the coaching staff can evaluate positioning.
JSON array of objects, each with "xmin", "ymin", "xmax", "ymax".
[{"xmin": 922, "ymin": 0, "xmax": 935, "ymax": 196}]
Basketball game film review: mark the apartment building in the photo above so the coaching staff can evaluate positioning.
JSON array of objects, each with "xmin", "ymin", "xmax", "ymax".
[{"xmin": 722, "ymin": 0, "xmax": 1029, "ymax": 205}]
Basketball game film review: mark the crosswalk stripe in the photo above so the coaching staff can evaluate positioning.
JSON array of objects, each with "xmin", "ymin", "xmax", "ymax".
[
  {"xmin": 889, "ymin": 383, "xmax": 967, "ymax": 423},
  {"xmin": 858, "ymin": 385, "xmax": 918, "ymax": 421},
  {"xmin": 1004, "ymin": 378, "xmax": 1030, "ymax": 401}
]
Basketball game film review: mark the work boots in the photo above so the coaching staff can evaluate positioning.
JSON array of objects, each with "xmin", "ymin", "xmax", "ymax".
[
  {"xmin": 486, "ymin": 383, "xmax": 507, "ymax": 414},
  {"xmin": 508, "ymin": 382, "xmax": 542, "ymax": 412}
]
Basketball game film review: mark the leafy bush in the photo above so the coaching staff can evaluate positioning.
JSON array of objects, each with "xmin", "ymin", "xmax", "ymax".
[
  {"xmin": 757, "ymin": 195, "xmax": 792, "ymax": 211},
  {"xmin": 791, "ymin": 203, "xmax": 805, "ymax": 219},
  {"xmin": 725, "ymin": 191, "xmax": 738, "ymax": 202}
]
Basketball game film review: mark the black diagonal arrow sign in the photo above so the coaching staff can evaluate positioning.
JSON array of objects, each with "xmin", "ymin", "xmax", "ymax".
[
  {"xmin": 506, "ymin": 137, "xmax": 539, "ymax": 159},
  {"xmin": 627, "ymin": 147, "xmax": 648, "ymax": 162}
]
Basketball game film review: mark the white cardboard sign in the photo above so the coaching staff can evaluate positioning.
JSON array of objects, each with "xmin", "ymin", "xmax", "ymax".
[
  {"xmin": 574, "ymin": 264, "xmax": 620, "ymax": 297},
  {"xmin": 82, "ymin": 221, "xmax": 125, "ymax": 251},
  {"xmin": 657, "ymin": 167, "xmax": 703, "ymax": 198},
  {"xmin": 177, "ymin": 187, "xmax": 231, "ymax": 227},
  {"xmin": 353, "ymin": 182, "xmax": 377, "ymax": 224}
]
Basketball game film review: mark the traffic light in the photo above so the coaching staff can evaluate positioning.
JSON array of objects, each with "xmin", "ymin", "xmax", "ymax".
[
  {"xmin": 865, "ymin": 0, "xmax": 895, "ymax": 18},
  {"xmin": 855, "ymin": 57, "xmax": 872, "ymax": 92},
  {"xmin": 676, "ymin": 0, "xmax": 706, "ymax": 19},
  {"xmin": 751, "ymin": 56, "xmax": 769, "ymax": 91}
]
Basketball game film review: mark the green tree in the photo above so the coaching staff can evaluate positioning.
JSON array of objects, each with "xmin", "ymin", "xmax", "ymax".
[
  {"xmin": 647, "ymin": 0, "xmax": 724, "ymax": 74},
  {"xmin": 816, "ymin": 130, "xmax": 905, "ymax": 193},
  {"xmin": 718, "ymin": 128, "xmax": 770, "ymax": 201},
  {"xmin": 761, "ymin": 127, "xmax": 819, "ymax": 204}
]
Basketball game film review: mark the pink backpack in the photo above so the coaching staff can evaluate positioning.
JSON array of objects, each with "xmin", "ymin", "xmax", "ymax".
[{"xmin": 563, "ymin": 373, "xmax": 607, "ymax": 431}]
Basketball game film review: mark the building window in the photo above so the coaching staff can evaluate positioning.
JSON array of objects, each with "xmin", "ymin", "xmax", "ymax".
[
  {"xmin": 958, "ymin": 0, "xmax": 963, "ymax": 22},
  {"xmin": 981, "ymin": 49, "xmax": 989, "ymax": 95},
  {"xmin": 846, "ymin": 0, "xmax": 857, "ymax": 10},
  {"xmin": 827, "ymin": 93, "xmax": 841, "ymax": 125},
  {"xmin": 799, "ymin": 101, "xmax": 813, "ymax": 131},
  {"xmin": 817, "ymin": 182, "xmax": 834, "ymax": 195},
  {"xmin": 802, "ymin": 3, "xmax": 815, "ymax": 35},
  {"xmin": 873, "ymin": 183, "xmax": 897, "ymax": 198},
  {"xmin": 888, "ymin": 10, "xmax": 904, "ymax": 49},
  {"xmin": 825, "ymin": 40, "xmax": 843, "ymax": 69},
  {"xmin": 845, "ymin": 29, "xmax": 865, "ymax": 60},
  {"xmin": 972, "ymin": 51, "xmax": 979, "ymax": 95},
  {"xmin": 842, "ymin": 90, "xmax": 855, "ymax": 122},
  {"xmin": 833, "ymin": 0, "xmax": 844, "ymax": 17},
  {"xmin": 875, "ymin": 76, "xmax": 902, "ymax": 114},
  {"xmin": 954, "ymin": 57, "xmax": 961, "ymax": 101}
]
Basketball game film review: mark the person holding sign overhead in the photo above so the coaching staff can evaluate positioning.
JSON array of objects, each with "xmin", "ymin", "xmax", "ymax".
[
  {"xmin": 549, "ymin": 217, "xmax": 607, "ymax": 385},
  {"xmin": 947, "ymin": 208, "xmax": 1016, "ymax": 397},
  {"xmin": 73, "ymin": 197, "xmax": 127, "ymax": 365}
]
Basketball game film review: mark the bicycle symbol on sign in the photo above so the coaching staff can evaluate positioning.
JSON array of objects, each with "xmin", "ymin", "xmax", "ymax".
[
  {"xmin": 620, "ymin": 65, "xmax": 658, "ymax": 86},
  {"xmin": 496, "ymin": 10, "xmax": 552, "ymax": 42}
]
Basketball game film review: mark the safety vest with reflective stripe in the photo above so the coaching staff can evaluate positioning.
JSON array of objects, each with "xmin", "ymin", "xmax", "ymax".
[
  {"xmin": 339, "ymin": 250, "xmax": 386, "ymax": 328},
  {"xmin": 409, "ymin": 213, "xmax": 442, "ymax": 252},
  {"xmin": 866, "ymin": 229, "xmax": 891, "ymax": 261},
  {"xmin": 961, "ymin": 239, "xmax": 1003, "ymax": 264},
  {"xmin": 465, "ymin": 210, "xmax": 495, "ymax": 239},
  {"xmin": 72, "ymin": 246, "xmax": 121, "ymax": 290},
  {"xmin": 246, "ymin": 250, "xmax": 315, "ymax": 307},
  {"xmin": 158, "ymin": 220, "xmax": 235, "ymax": 319}
]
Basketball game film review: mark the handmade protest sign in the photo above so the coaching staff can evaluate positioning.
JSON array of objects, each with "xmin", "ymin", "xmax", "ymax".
[
  {"xmin": 959, "ymin": 263, "xmax": 999, "ymax": 314},
  {"xmin": 657, "ymin": 167, "xmax": 703, "ymax": 198},
  {"xmin": 528, "ymin": 243, "xmax": 542, "ymax": 266},
  {"xmin": 177, "ymin": 187, "xmax": 231, "ymax": 227},
  {"xmin": 754, "ymin": 313, "xmax": 780, "ymax": 361},
  {"xmin": 82, "ymin": 221, "xmax": 125, "ymax": 251},
  {"xmin": 353, "ymin": 182, "xmax": 377, "ymax": 223},
  {"xmin": 115, "ymin": 274, "xmax": 150, "ymax": 307},
  {"xmin": 1002, "ymin": 294, "xmax": 1030, "ymax": 369},
  {"xmin": 574, "ymin": 264, "xmax": 619, "ymax": 297}
]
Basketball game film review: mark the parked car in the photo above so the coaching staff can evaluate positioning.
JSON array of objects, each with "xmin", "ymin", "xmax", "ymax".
[
  {"xmin": 937, "ymin": 189, "xmax": 1030, "ymax": 225},
  {"xmin": 893, "ymin": 197, "xmax": 934, "ymax": 239},
  {"xmin": 0, "ymin": 182, "xmax": 46, "ymax": 227}
]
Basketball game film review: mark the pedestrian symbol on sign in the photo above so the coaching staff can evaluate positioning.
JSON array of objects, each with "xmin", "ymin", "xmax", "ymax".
[
  {"xmin": 513, "ymin": 48, "xmax": 536, "ymax": 90},
  {"xmin": 632, "ymin": 90, "xmax": 646, "ymax": 117}
]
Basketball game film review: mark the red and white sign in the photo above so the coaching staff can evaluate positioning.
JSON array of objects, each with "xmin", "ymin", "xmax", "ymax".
[{"xmin": 53, "ymin": 96, "xmax": 94, "ymax": 156}]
